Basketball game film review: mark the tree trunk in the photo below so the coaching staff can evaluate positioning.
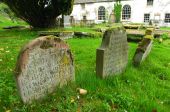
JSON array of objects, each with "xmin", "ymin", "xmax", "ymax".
[{"xmin": 29, "ymin": 17, "xmax": 57, "ymax": 28}]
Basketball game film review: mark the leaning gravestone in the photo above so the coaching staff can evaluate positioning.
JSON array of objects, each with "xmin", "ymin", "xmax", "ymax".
[
  {"xmin": 96, "ymin": 27, "xmax": 128, "ymax": 78},
  {"xmin": 133, "ymin": 28, "xmax": 154, "ymax": 66},
  {"xmin": 14, "ymin": 36, "xmax": 75, "ymax": 103}
]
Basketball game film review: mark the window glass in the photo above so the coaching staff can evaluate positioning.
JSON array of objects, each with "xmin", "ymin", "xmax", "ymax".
[
  {"xmin": 144, "ymin": 14, "xmax": 150, "ymax": 23},
  {"xmin": 98, "ymin": 6, "xmax": 106, "ymax": 20},
  {"xmin": 122, "ymin": 5, "xmax": 131, "ymax": 20},
  {"xmin": 147, "ymin": 0, "xmax": 154, "ymax": 6},
  {"xmin": 165, "ymin": 13, "xmax": 170, "ymax": 23}
]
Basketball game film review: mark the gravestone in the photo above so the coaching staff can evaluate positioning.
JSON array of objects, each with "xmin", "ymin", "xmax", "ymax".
[
  {"xmin": 96, "ymin": 27, "xmax": 128, "ymax": 78},
  {"xmin": 108, "ymin": 12, "xmax": 115, "ymax": 23},
  {"xmin": 133, "ymin": 38, "xmax": 153, "ymax": 66},
  {"xmin": 15, "ymin": 36, "xmax": 75, "ymax": 103},
  {"xmin": 64, "ymin": 15, "xmax": 71, "ymax": 27},
  {"xmin": 133, "ymin": 29, "xmax": 154, "ymax": 66}
]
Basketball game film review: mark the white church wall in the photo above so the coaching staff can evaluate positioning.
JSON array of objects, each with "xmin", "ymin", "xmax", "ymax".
[
  {"xmin": 71, "ymin": 0, "xmax": 170, "ymax": 26},
  {"xmin": 93, "ymin": 2, "xmax": 114, "ymax": 23}
]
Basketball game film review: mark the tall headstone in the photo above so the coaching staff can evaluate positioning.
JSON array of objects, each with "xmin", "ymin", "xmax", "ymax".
[
  {"xmin": 15, "ymin": 36, "xmax": 75, "ymax": 103},
  {"xmin": 96, "ymin": 27, "xmax": 128, "ymax": 78}
]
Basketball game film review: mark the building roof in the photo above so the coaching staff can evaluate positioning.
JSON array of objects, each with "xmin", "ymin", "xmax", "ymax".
[{"xmin": 74, "ymin": 0, "xmax": 114, "ymax": 4}]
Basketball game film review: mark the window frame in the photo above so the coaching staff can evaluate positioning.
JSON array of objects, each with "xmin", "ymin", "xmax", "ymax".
[
  {"xmin": 147, "ymin": 0, "xmax": 154, "ymax": 6},
  {"xmin": 81, "ymin": 3, "xmax": 85, "ymax": 9},
  {"xmin": 98, "ymin": 6, "xmax": 106, "ymax": 20},
  {"xmin": 144, "ymin": 13, "xmax": 150, "ymax": 23},
  {"xmin": 122, "ymin": 5, "xmax": 131, "ymax": 20},
  {"xmin": 83, "ymin": 15, "xmax": 87, "ymax": 21},
  {"xmin": 164, "ymin": 13, "xmax": 170, "ymax": 23}
]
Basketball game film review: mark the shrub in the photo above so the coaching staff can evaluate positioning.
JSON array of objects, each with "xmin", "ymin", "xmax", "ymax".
[{"xmin": 114, "ymin": 0, "xmax": 122, "ymax": 23}]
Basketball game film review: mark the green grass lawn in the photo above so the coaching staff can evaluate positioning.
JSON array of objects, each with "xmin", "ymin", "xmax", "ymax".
[
  {"xmin": 160, "ymin": 27, "xmax": 170, "ymax": 31},
  {"xmin": 0, "ymin": 12, "xmax": 170, "ymax": 111},
  {"xmin": 0, "ymin": 27, "xmax": 170, "ymax": 112}
]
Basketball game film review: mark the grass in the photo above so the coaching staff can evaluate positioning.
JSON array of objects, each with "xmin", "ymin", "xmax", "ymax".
[
  {"xmin": 0, "ymin": 27, "xmax": 170, "ymax": 112},
  {"xmin": 160, "ymin": 27, "xmax": 170, "ymax": 31},
  {"xmin": 0, "ymin": 13, "xmax": 170, "ymax": 111}
]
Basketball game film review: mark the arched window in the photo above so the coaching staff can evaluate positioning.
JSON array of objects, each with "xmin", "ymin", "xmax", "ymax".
[
  {"xmin": 122, "ymin": 5, "xmax": 131, "ymax": 20},
  {"xmin": 98, "ymin": 6, "xmax": 106, "ymax": 20},
  {"xmin": 147, "ymin": 0, "xmax": 154, "ymax": 6}
]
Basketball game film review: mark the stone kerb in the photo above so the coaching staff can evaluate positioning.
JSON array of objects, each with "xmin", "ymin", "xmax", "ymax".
[
  {"xmin": 14, "ymin": 35, "xmax": 75, "ymax": 103},
  {"xmin": 96, "ymin": 27, "xmax": 128, "ymax": 78}
]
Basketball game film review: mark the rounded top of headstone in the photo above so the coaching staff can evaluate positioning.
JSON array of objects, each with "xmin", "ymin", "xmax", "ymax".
[
  {"xmin": 14, "ymin": 35, "xmax": 70, "ymax": 76},
  {"xmin": 14, "ymin": 35, "xmax": 74, "ymax": 103}
]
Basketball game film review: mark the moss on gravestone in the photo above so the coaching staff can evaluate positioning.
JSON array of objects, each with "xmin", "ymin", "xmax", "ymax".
[
  {"xmin": 145, "ymin": 28, "xmax": 154, "ymax": 35},
  {"xmin": 137, "ymin": 38, "xmax": 152, "ymax": 53},
  {"xmin": 144, "ymin": 35, "xmax": 154, "ymax": 40},
  {"xmin": 107, "ymin": 26, "xmax": 125, "ymax": 32}
]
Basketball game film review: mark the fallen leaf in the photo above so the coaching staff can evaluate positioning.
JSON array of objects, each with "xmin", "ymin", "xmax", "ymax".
[
  {"xmin": 77, "ymin": 107, "xmax": 81, "ymax": 112},
  {"xmin": 0, "ymin": 48, "xmax": 4, "ymax": 51},
  {"xmin": 152, "ymin": 109, "xmax": 157, "ymax": 112},
  {"xmin": 6, "ymin": 110, "xmax": 11, "ymax": 112},
  {"xmin": 6, "ymin": 51, "xmax": 10, "ymax": 53},
  {"xmin": 159, "ymin": 38, "xmax": 163, "ymax": 43},
  {"xmin": 77, "ymin": 95, "xmax": 80, "ymax": 100},
  {"xmin": 71, "ymin": 97, "xmax": 75, "ymax": 103}
]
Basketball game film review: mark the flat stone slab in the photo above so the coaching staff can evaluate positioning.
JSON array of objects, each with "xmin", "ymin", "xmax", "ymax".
[
  {"xmin": 38, "ymin": 31, "xmax": 74, "ymax": 40},
  {"xmin": 126, "ymin": 29, "xmax": 170, "ymax": 38},
  {"xmin": 3, "ymin": 26, "xmax": 28, "ymax": 30},
  {"xmin": 96, "ymin": 27, "xmax": 128, "ymax": 78},
  {"xmin": 74, "ymin": 31, "xmax": 89, "ymax": 37},
  {"xmin": 15, "ymin": 36, "xmax": 75, "ymax": 103}
]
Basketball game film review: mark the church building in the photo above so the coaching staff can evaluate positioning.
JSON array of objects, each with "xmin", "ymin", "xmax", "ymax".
[{"xmin": 70, "ymin": 0, "xmax": 170, "ymax": 26}]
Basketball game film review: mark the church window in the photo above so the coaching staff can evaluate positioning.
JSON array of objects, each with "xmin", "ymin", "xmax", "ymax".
[
  {"xmin": 144, "ymin": 14, "xmax": 150, "ymax": 23},
  {"xmin": 165, "ymin": 13, "xmax": 170, "ymax": 23},
  {"xmin": 147, "ymin": 0, "xmax": 154, "ymax": 6},
  {"xmin": 98, "ymin": 6, "xmax": 106, "ymax": 20},
  {"xmin": 122, "ymin": 5, "xmax": 131, "ymax": 20}
]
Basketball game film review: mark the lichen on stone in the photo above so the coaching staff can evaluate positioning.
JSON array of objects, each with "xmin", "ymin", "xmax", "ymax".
[
  {"xmin": 144, "ymin": 35, "xmax": 154, "ymax": 40},
  {"xmin": 145, "ymin": 28, "xmax": 154, "ymax": 35},
  {"xmin": 40, "ymin": 40, "xmax": 53, "ymax": 49}
]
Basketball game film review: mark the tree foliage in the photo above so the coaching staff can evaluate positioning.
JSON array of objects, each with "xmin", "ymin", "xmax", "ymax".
[
  {"xmin": 0, "ymin": 3, "xmax": 17, "ymax": 23},
  {"xmin": 114, "ymin": 0, "xmax": 122, "ymax": 23},
  {"xmin": 2, "ymin": 0, "xmax": 74, "ymax": 28}
]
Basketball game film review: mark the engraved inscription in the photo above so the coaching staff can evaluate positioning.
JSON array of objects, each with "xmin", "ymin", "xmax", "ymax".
[{"xmin": 15, "ymin": 36, "xmax": 74, "ymax": 103}]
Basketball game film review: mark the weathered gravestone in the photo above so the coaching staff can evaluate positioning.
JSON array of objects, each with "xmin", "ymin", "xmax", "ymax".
[
  {"xmin": 64, "ymin": 15, "xmax": 71, "ymax": 27},
  {"xmin": 15, "ymin": 36, "xmax": 75, "ymax": 103},
  {"xmin": 133, "ymin": 28, "xmax": 154, "ymax": 66},
  {"xmin": 96, "ymin": 27, "xmax": 128, "ymax": 78},
  {"xmin": 108, "ymin": 12, "xmax": 115, "ymax": 23}
]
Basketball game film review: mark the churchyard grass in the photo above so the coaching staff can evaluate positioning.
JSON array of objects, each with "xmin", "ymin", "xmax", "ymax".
[
  {"xmin": 160, "ymin": 27, "xmax": 170, "ymax": 31},
  {"xmin": 0, "ymin": 27, "xmax": 170, "ymax": 112}
]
